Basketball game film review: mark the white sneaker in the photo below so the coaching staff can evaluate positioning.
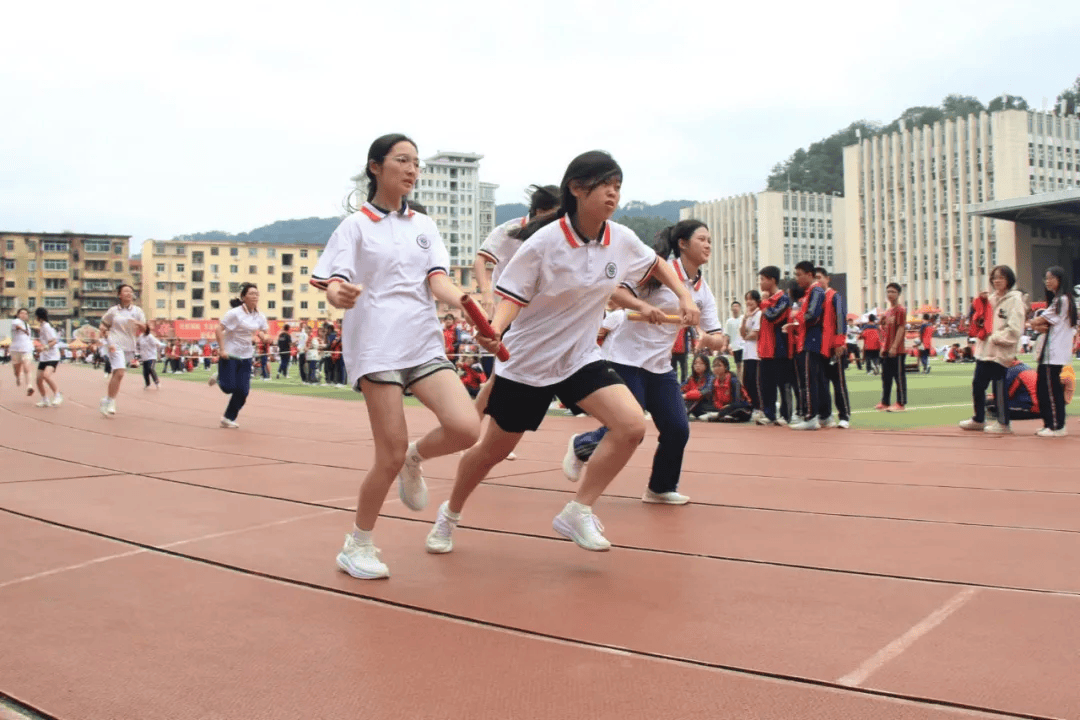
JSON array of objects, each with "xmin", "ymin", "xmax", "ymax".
[
  {"xmin": 552, "ymin": 503, "xmax": 611, "ymax": 551},
  {"xmin": 562, "ymin": 434, "xmax": 585, "ymax": 482},
  {"xmin": 99, "ymin": 398, "xmax": 110, "ymax": 417},
  {"xmin": 397, "ymin": 442, "xmax": 428, "ymax": 511},
  {"xmin": 774, "ymin": 417, "xmax": 789, "ymax": 427},
  {"xmin": 107, "ymin": 398, "xmax": 116, "ymax": 415},
  {"xmin": 51, "ymin": 393, "xmax": 63, "ymax": 407},
  {"xmin": 35, "ymin": 399, "xmax": 52, "ymax": 408},
  {"xmin": 336, "ymin": 535, "xmax": 389, "ymax": 579},
  {"xmin": 790, "ymin": 417, "xmax": 821, "ymax": 431},
  {"xmin": 838, "ymin": 419, "xmax": 850, "ymax": 429},
  {"xmin": 755, "ymin": 414, "xmax": 772, "ymax": 426},
  {"xmin": 958, "ymin": 419, "xmax": 985, "ymax": 431},
  {"xmin": 207, "ymin": 374, "xmax": 218, "ymax": 387},
  {"xmin": 984, "ymin": 422, "xmax": 1012, "ymax": 435},
  {"xmin": 425, "ymin": 501, "xmax": 459, "ymax": 554},
  {"xmin": 220, "ymin": 418, "xmax": 240, "ymax": 429},
  {"xmin": 506, "ymin": 451, "xmax": 517, "ymax": 461},
  {"xmin": 820, "ymin": 416, "xmax": 839, "ymax": 429},
  {"xmin": 642, "ymin": 489, "xmax": 690, "ymax": 505}
]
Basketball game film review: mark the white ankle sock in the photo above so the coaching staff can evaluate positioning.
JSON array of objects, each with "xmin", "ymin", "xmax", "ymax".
[
  {"xmin": 444, "ymin": 506, "xmax": 461, "ymax": 521},
  {"xmin": 569, "ymin": 500, "xmax": 591, "ymax": 513},
  {"xmin": 350, "ymin": 527, "xmax": 373, "ymax": 545},
  {"xmin": 408, "ymin": 442, "xmax": 423, "ymax": 462}
]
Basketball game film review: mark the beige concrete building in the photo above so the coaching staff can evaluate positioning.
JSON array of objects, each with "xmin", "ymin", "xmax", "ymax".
[
  {"xmin": 681, "ymin": 191, "xmax": 845, "ymax": 311},
  {"xmin": 0, "ymin": 231, "xmax": 134, "ymax": 324},
  {"xmin": 352, "ymin": 151, "xmax": 497, "ymax": 270},
  {"xmin": 842, "ymin": 109, "xmax": 1080, "ymax": 314},
  {"xmin": 140, "ymin": 239, "xmax": 343, "ymax": 323}
]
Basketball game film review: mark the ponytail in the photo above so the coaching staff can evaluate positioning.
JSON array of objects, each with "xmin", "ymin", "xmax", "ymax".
[
  {"xmin": 1045, "ymin": 266, "xmax": 1078, "ymax": 327},
  {"xmin": 644, "ymin": 219, "xmax": 707, "ymax": 291}
]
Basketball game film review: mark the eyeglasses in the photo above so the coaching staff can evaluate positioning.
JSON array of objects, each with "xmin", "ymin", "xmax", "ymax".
[{"xmin": 389, "ymin": 155, "xmax": 423, "ymax": 169}]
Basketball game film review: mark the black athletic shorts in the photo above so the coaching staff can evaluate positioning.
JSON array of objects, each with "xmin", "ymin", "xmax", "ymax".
[
  {"xmin": 733, "ymin": 349, "xmax": 743, "ymax": 363},
  {"xmin": 485, "ymin": 360, "xmax": 624, "ymax": 433},
  {"xmin": 37, "ymin": 361, "xmax": 59, "ymax": 371}
]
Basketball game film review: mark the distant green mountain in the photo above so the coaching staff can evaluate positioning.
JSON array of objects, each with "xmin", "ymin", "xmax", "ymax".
[
  {"xmin": 173, "ymin": 217, "xmax": 341, "ymax": 245},
  {"xmin": 496, "ymin": 199, "xmax": 695, "ymax": 226}
]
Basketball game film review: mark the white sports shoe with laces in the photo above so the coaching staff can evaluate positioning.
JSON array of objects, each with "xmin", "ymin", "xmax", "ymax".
[
  {"xmin": 397, "ymin": 442, "xmax": 428, "ymax": 511},
  {"xmin": 336, "ymin": 535, "xmax": 389, "ymax": 579},
  {"xmin": 425, "ymin": 501, "xmax": 459, "ymax": 554},
  {"xmin": 562, "ymin": 434, "xmax": 584, "ymax": 482},
  {"xmin": 552, "ymin": 502, "xmax": 610, "ymax": 551}
]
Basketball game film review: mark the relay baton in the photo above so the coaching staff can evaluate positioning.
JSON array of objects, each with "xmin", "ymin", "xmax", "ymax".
[
  {"xmin": 461, "ymin": 295, "xmax": 510, "ymax": 361},
  {"xmin": 627, "ymin": 311, "xmax": 682, "ymax": 325}
]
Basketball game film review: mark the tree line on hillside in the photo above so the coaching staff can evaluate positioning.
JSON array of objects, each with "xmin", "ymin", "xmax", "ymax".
[{"xmin": 767, "ymin": 75, "xmax": 1080, "ymax": 195}]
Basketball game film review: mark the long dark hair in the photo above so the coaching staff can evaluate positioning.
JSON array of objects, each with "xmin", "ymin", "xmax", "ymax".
[
  {"xmin": 527, "ymin": 184, "xmax": 560, "ymax": 218},
  {"xmin": 514, "ymin": 151, "xmax": 621, "ymax": 242},
  {"xmin": 34, "ymin": 307, "xmax": 49, "ymax": 323},
  {"xmin": 690, "ymin": 352, "xmax": 711, "ymax": 380},
  {"xmin": 1044, "ymin": 265, "xmax": 1078, "ymax": 327},
  {"xmin": 642, "ymin": 219, "xmax": 706, "ymax": 291},
  {"xmin": 230, "ymin": 282, "xmax": 258, "ymax": 309},
  {"xmin": 364, "ymin": 133, "xmax": 417, "ymax": 202}
]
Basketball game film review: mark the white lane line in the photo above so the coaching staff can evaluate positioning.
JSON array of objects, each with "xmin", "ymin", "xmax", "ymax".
[
  {"xmin": 0, "ymin": 509, "xmax": 338, "ymax": 591},
  {"xmin": 836, "ymin": 587, "xmax": 979, "ymax": 687}
]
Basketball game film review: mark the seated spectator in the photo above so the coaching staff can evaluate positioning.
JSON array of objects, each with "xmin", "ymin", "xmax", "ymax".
[
  {"xmin": 458, "ymin": 355, "xmax": 486, "ymax": 399},
  {"xmin": 682, "ymin": 353, "xmax": 714, "ymax": 419},
  {"xmin": 988, "ymin": 361, "xmax": 1075, "ymax": 420},
  {"xmin": 708, "ymin": 355, "xmax": 751, "ymax": 423}
]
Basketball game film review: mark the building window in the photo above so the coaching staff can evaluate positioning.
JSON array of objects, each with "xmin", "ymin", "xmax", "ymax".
[
  {"xmin": 156, "ymin": 299, "xmax": 166, "ymax": 308},
  {"xmin": 27, "ymin": 279, "xmax": 35, "ymax": 290},
  {"xmin": 176, "ymin": 264, "xmax": 184, "ymax": 273},
  {"xmin": 192, "ymin": 288, "xmax": 204, "ymax": 300},
  {"xmin": 267, "ymin": 283, "xmax": 276, "ymax": 292},
  {"xmin": 4, "ymin": 280, "xmax": 13, "ymax": 288},
  {"xmin": 282, "ymin": 290, "xmax": 293, "ymax": 301},
  {"xmin": 114, "ymin": 261, "xmax": 123, "ymax": 272},
  {"xmin": 248, "ymin": 248, "xmax": 258, "ymax": 257},
  {"xmin": 44, "ymin": 297, "xmax": 66, "ymax": 308},
  {"xmin": 156, "ymin": 263, "xmax": 165, "ymax": 272},
  {"xmin": 211, "ymin": 300, "xmax": 220, "ymax": 310},
  {"xmin": 176, "ymin": 300, "xmax": 185, "ymax": 309},
  {"xmin": 248, "ymin": 265, "xmax": 257, "ymax": 274},
  {"xmin": 300, "ymin": 249, "xmax": 308, "ymax": 258},
  {"xmin": 210, "ymin": 247, "xmax": 219, "ymax": 256},
  {"xmin": 192, "ymin": 251, "xmax": 204, "ymax": 264},
  {"xmin": 27, "ymin": 260, "xmax": 35, "ymax": 272},
  {"xmin": 156, "ymin": 282, "xmax": 166, "ymax": 291},
  {"xmin": 192, "ymin": 306, "xmax": 204, "ymax": 318},
  {"xmin": 229, "ymin": 283, "xmax": 240, "ymax": 293},
  {"xmin": 300, "ymin": 301, "xmax": 308, "ymax": 309},
  {"xmin": 113, "ymin": 244, "xmax": 124, "ymax": 254},
  {"xmin": 282, "ymin": 306, "xmax": 293, "ymax": 319},
  {"xmin": 318, "ymin": 301, "xmax": 326, "ymax": 310},
  {"xmin": 230, "ymin": 247, "xmax": 239, "ymax": 256},
  {"xmin": 2, "ymin": 259, "xmax": 14, "ymax": 270},
  {"xmin": 45, "ymin": 278, "xmax": 67, "ymax": 290},
  {"xmin": 267, "ymin": 300, "xmax": 276, "ymax": 309},
  {"xmin": 210, "ymin": 282, "xmax": 220, "ymax": 293},
  {"xmin": 300, "ymin": 266, "xmax": 308, "ymax": 274},
  {"xmin": 210, "ymin": 264, "xmax": 219, "ymax": 274},
  {"xmin": 267, "ymin": 265, "xmax": 275, "ymax": 274},
  {"xmin": 266, "ymin": 248, "xmax": 276, "ymax": 258},
  {"xmin": 230, "ymin": 265, "xmax": 239, "ymax": 273},
  {"xmin": 43, "ymin": 241, "xmax": 70, "ymax": 253},
  {"xmin": 85, "ymin": 240, "xmax": 110, "ymax": 253},
  {"xmin": 43, "ymin": 259, "xmax": 68, "ymax": 271},
  {"xmin": 175, "ymin": 246, "xmax": 185, "ymax": 255},
  {"xmin": 5, "ymin": 239, "xmax": 12, "ymax": 251},
  {"xmin": 300, "ymin": 284, "xmax": 308, "ymax": 293},
  {"xmin": 155, "ymin": 243, "xmax": 166, "ymax": 254}
]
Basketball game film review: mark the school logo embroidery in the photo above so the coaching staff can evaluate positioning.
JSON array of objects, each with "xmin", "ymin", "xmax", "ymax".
[
  {"xmin": 416, "ymin": 234, "xmax": 431, "ymax": 249},
  {"xmin": 605, "ymin": 262, "xmax": 617, "ymax": 278}
]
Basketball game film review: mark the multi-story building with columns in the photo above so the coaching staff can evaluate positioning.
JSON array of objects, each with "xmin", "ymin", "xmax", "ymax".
[
  {"xmin": 842, "ymin": 109, "xmax": 1080, "ymax": 314},
  {"xmin": 681, "ymin": 191, "xmax": 845, "ymax": 311}
]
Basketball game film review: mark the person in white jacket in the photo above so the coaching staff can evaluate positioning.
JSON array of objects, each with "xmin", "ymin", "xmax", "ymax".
[
  {"xmin": 137, "ymin": 328, "xmax": 164, "ymax": 389},
  {"xmin": 958, "ymin": 265, "xmax": 1025, "ymax": 435},
  {"xmin": 1030, "ymin": 265, "xmax": 1077, "ymax": 437}
]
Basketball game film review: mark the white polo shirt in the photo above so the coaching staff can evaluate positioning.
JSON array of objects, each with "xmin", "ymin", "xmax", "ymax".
[
  {"xmin": 477, "ymin": 216, "xmax": 528, "ymax": 288},
  {"xmin": 1040, "ymin": 294, "xmax": 1076, "ymax": 366},
  {"xmin": 311, "ymin": 202, "xmax": 450, "ymax": 379},
  {"xmin": 219, "ymin": 305, "xmax": 268, "ymax": 359},
  {"xmin": 743, "ymin": 310, "xmax": 761, "ymax": 361},
  {"xmin": 137, "ymin": 334, "xmax": 164, "ymax": 359},
  {"xmin": 38, "ymin": 322, "xmax": 60, "ymax": 362},
  {"xmin": 101, "ymin": 303, "xmax": 146, "ymax": 352},
  {"xmin": 603, "ymin": 257, "xmax": 723, "ymax": 375},
  {"xmin": 494, "ymin": 216, "xmax": 659, "ymax": 386},
  {"xmin": 725, "ymin": 315, "xmax": 744, "ymax": 351},
  {"xmin": 599, "ymin": 309, "xmax": 627, "ymax": 361},
  {"xmin": 10, "ymin": 319, "xmax": 33, "ymax": 353}
]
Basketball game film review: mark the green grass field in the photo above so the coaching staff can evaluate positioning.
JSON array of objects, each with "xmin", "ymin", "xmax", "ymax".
[{"xmin": 160, "ymin": 355, "xmax": 1079, "ymax": 431}]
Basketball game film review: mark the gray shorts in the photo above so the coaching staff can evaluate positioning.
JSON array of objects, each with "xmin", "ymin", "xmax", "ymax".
[{"xmin": 357, "ymin": 357, "xmax": 455, "ymax": 391}]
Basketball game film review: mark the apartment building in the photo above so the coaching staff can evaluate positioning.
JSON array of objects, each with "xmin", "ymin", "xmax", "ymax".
[
  {"xmin": 139, "ymin": 239, "xmax": 343, "ymax": 323},
  {"xmin": 842, "ymin": 109, "xmax": 1080, "ymax": 314},
  {"xmin": 0, "ymin": 231, "xmax": 133, "ymax": 324},
  {"xmin": 680, "ymin": 191, "xmax": 845, "ymax": 311}
]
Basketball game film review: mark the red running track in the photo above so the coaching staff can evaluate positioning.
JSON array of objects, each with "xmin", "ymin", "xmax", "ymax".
[{"xmin": 0, "ymin": 365, "xmax": 1078, "ymax": 719}]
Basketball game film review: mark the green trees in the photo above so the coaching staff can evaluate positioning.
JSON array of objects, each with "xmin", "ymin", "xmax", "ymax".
[{"xmin": 1054, "ymin": 75, "xmax": 1079, "ymax": 116}]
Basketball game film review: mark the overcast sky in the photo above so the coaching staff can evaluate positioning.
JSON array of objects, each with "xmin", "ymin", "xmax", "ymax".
[{"xmin": 2, "ymin": 0, "xmax": 1078, "ymax": 253}]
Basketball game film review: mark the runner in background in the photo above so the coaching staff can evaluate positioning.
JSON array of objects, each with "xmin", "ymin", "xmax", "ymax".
[
  {"xmin": 9, "ymin": 308, "xmax": 34, "ymax": 396},
  {"xmin": 137, "ymin": 327, "xmax": 164, "ymax": 389},
  {"xmin": 33, "ymin": 307, "xmax": 62, "ymax": 407},
  {"xmin": 99, "ymin": 284, "xmax": 147, "ymax": 417},
  {"xmin": 209, "ymin": 283, "xmax": 271, "ymax": 428}
]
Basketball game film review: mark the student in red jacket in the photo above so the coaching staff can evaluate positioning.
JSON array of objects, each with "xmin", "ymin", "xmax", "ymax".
[
  {"xmin": 860, "ymin": 317, "xmax": 882, "ymax": 375},
  {"xmin": 708, "ymin": 356, "xmax": 751, "ymax": 422},
  {"xmin": 757, "ymin": 266, "xmax": 793, "ymax": 425},
  {"xmin": 682, "ymin": 353, "xmax": 714, "ymax": 418},
  {"xmin": 877, "ymin": 283, "xmax": 907, "ymax": 411},
  {"xmin": 918, "ymin": 315, "xmax": 935, "ymax": 374},
  {"xmin": 458, "ymin": 355, "xmax": 487, "ymax": 399},
  {"xmin": 815, "ymin": 268, "xmax": 850, "ymax": 428}
]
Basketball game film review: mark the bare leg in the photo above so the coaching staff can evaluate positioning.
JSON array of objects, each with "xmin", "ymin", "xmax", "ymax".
[
  {"xmin": 353, "ymin": 379, "xmax": 409, "ymax": 531},
  {"xmin": 35, "ymin": 370, "xmax": 48, "ymax": 398},
  {"xmin": 107, "ymin": 369, "xmax": 125, "ymax": 399},
  {"xmin": 408, "ymin": 369, "xmax": 481, "ymax": 459},
  {"xmin": 572, "ymin": 384, "xmax": 647, "ymax": 506},
  {"xmin": 41, "ymin": 366, "xmax": 58, "ymax": 395},
  {"xmin": 473, "ymin": 372, "xmax": 495, "ymax": 417},
  {"xmin": 448, "ymin": 419, "xmax": 523, "ymax": 514}
]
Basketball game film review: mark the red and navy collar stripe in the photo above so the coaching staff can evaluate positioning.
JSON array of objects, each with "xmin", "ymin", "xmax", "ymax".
[
  {"xmin": 673, "ymin": 257, "xmax": 703, "ymax": 291},
  {"xmin": 360, "ymin": 201, "xmax": 416, "ymax": 223},
  {"xmin": 559, "ymin": 215, "xmax": 611, "ymax": 249}
]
